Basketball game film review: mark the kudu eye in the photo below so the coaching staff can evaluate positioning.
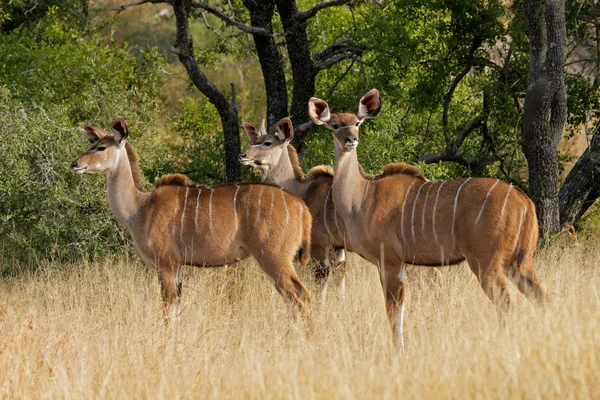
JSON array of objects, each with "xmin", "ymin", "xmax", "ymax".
[
  {"xmin": 355, "ymin": 121, "xmax": 360, "ymax": 127},
  {"xmin": 96, "ymin": 146, "xmax": 107, "ymax": 152},
  {"xmin": 332, "ymin": 124, "xmax": 339, "ymax": 129},
  {"xmin": 264, "ymin": 142, "xmax": 272, "ymax": 147}
]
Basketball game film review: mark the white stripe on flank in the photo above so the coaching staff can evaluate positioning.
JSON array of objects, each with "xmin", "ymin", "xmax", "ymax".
[
  {"xmin": 432, "ymin": 181, "xmax": 447, "ymax": 247},
  {"xmin": 411, "ymin": 182, "xmax": 426, "ymax": 244},
  {"xmin": 232, "ymin": 184, "xmax": 240, "ymax": 230},
  {"xmin": 500, "ymin": 184, "xmax": 513, "ymax": 219},
  {"xmin": 401, "ymin": 182, "xmax": 416, "ymax": 246},
  {"xmin": 323, "ymin": 187, "xmax": 332, "ymax": 237},
  {"xmin": 422, "ymin": 182, "xmax": 434, "ymax": 235},
  {"xmin": 255, "ymin": 186, "xmax": 264, "ymax": 225},
  {"xmin": 516, "ymin": 207, "xmax": 527, "ymax": 253},
  {"xmin": 280, "ymin": 188, "xmax": 289, "ymax": 225},
  {"xmin": 269, "ymin": 187, "xmax": 274, "ymax": 225},
  {"xmin": 180, "ymin": 186, "xmax": 189, "ymax": 241},
  {"xmin": 208, "ymin": 187, "xmax": 214, "ymax": 233},
  {"xmin": 475, "ymin": 179, "xmax": 500, "ymax": 225},
  {"xmin": 451, "ymin": 178, "xmax": 471, "ymax": 246},
  {"xmin": 246, "ymin": 185, "xmax": 254, "ymax": 227},
  {"xmin": 195, "ymin": 188, "xmax": 201, "ymax": 232},
  {"xmin": 172, "ymin": 187, "xmax": 180, "ymax": 235}
]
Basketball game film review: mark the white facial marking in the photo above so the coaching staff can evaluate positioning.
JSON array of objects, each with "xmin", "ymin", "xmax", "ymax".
[
  {"xmin": 172, "ymin": 187, "xmax": 180, "ymax": 236},
  {"xmin": 432, "ymin": 181, "xmax": 447, "ymax": 247},
  {"xmin": 195, "ymin": 188, "xmax": 201, "ymax": 232},
  {"xmin": 452, "ymin": 178, "xmax": 471, "ymax": 246},
  {"xmin": 422, "ymin": 181, "xmax": 434, "ymax": 235},
  {"xmin": 246, "ymin": 185, "xmax": 254, "ymax": 227},
  {"xmin": 180, "ymin": 186, "xmax": 189, "ymax": 242},
  {"xmin": 95, "ymin": 163, "xmax": 101, "ymax": 169},
  {"xmin": 323, "ymin": 187, "xmax": 332, "ymax": 237},
  {"xmin": 411, "ymin": 183, "xmax": 425, "ymax": 244},
  {"xmin": 233, "ymin": 184, "xmax": 240, "ymax": 230},
  {"xmin": 208, "ymin": 188, "xmax": 214, "ymax": 233},
  {"xmin": 280, "ymin": 188, "xmax": 289, "ymax": 225},
  {"xmin": 475, "ymin": 179, "xmax": 500, "ymax": 225},
  {"xmin": 255, "ymin": 186, "xmax": 264, "ymax": 225},
  {"xmin": 500, "ymin": 184, "xmax": 513, "ymax": 219},
  {"xmin": 401, "ymin": 182, "xmax": 416, "ymax": 248}
]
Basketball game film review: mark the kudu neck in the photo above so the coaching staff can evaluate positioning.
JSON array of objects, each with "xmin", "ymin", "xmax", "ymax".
[
  {"xmin": 106, "ymin": 147, "xmax": 148, "ymax": 230},
  {"xmin": 333, "ymin": 146, "xmax": 369, "ymax": 215},
  {"xmin": 262, "ymin": 146, "xmax": 306, "ymax": 197}
]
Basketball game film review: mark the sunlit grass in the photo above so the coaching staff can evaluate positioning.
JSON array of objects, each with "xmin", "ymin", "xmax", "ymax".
[{"xmin": 1, "ymin": 243, "xmax": 600, "ymax": 398}]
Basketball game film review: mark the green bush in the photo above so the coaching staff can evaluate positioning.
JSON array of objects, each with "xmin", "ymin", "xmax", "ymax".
[{"xmin": 0, "ymin": 12, "xmax": 164, "ymax": 273}]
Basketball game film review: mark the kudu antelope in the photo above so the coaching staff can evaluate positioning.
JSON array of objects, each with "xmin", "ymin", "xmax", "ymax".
[
  {"xmin": 308, "ymin": 90, "xmax": 549, "ymax": 345},
  {"xmin": 71, "ymin": 118, "xmax": 313, "ymax": 320},
  {"xmin": 239, "ymin": 117, "xmax": 348, "ymax": 280}
]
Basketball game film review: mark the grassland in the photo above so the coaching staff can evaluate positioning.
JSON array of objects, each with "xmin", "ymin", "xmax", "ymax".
[{"xmin": 1, "ymin": 243, "xmax": 600, "ymax": 399}]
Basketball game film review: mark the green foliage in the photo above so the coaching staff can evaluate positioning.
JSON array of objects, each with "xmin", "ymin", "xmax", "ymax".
[{"xmin": 0, "ymin": 12, "xmax": 164, "ymax": 272}]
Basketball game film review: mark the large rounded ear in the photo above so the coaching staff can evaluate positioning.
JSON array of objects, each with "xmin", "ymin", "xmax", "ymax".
[
  {"xmin": 275, "ymin": 117, "xmax": 294, "ymax": 144},
  {"xmin": 308, "ymin": 97, "xmax": 331, "ymax": 125},
  {"xmin": 243, "ymin": 122, "xmax": 261, "ymax": 144},
  {"xmin": 83, "ymin": 124, "xmax": 106, "ymax": 144},
  {"xmin": 111, "ymin": 117, "xmax": 128, "ymax": 144},
  {"xmin": 356, "ymin": 89, "xmax": 381, "ymax": 120}
]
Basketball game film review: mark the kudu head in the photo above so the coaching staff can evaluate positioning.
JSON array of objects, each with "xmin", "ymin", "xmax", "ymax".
[
  {"xmin": 308, "ymin": 89, "xmax": 381, "ymax": 153},
  {"xmin": 71, "ymin": 118, "xmax": 128, "ymax": 174},
  {"xmin": 239, "ymin": 117, "xmax": 294, "ymax": 177}
]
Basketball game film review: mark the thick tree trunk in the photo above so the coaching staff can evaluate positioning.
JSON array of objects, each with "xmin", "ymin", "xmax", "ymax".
[
  {"xmin": 172, "ymin": 0, "xmax": 240, "ymax": 182},
  {"xmin": 523, "ymin": 0, "xmax": 567, "ymax": 235},
  {"xmin": 275, "ymin": 0, "xmax": 317, "ymax": 154},
  {"xmin": 243, "ymin": 0, "xmax": 288, "ymax": 128},
  {"xmin": 559, "ymin": 124, "xmax": 600, "ymax": 227}
]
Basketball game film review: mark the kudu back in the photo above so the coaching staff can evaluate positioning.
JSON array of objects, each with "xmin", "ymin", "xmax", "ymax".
[{"xmin": 71, "ymin": 118, "xmax": 312, "ymax": 320}]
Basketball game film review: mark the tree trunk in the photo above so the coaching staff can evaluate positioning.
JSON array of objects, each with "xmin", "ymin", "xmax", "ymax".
[
  {"xmin": 243, "ymin": 0, "xmax": 288, "ymax": 128},
  {"xmin": 275, "ymin": 0, "xmax": 317, "ymax": 154},
  {"xmin": 559, "ymin": 123, "xmax": 600, "ymax": 227},
  {"xmin": 172, "ymin": 0, "xmax": 240, "ymax": 182},
  {"xmin": 523, "ymin": 0, "xmax": 567, "ymax": 236}
]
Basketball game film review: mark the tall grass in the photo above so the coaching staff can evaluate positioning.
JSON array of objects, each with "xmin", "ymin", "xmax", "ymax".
[{"xmin": 1, "ymin": 244, "xmax": 599, "ymax": 399}]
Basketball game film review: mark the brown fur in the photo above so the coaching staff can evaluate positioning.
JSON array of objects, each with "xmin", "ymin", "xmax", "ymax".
[
  {"xmin": 381, "ymin": 162, "xmax": 427, "ymax": 180},
  {"xmin": 73, "ymin": 121, "xmax": 313, "ymax": 322},
  {"xmin": 124, "ymin": 143, "xmax": 146, "ymax": 191},
  {"xmin": 306, "ymin": 165, "xmax": 334, "ymax": 179},
  {"xmin": 154, "ymin": 174, "xmax": 194, "ymax": 188},
  {"xmin": 309, "ymin": 90, "xmax": 548, "ymax": 344}
]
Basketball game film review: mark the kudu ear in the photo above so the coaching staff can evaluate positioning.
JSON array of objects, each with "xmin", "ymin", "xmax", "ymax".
[
  {"xmin": 243, "ymin": 122, "xmax": 261, "ymax": 144},
  {"xmin": 83, "ymin": 124, "xmax": 106, "ymax": 144},
  {"xmin": 356, "ymin": 89, "xmax": 381, "ymax": 121},
  {"xmin": 308, "ymin": 97, "xmax": 331, "ymax": 125},
  {"xmin": 111, "ymin": 117, "xmax": 128, "ymax": 144},
  {"xmin": 274, "ymin": 117, "xmax": 294, "ymax": 144}
]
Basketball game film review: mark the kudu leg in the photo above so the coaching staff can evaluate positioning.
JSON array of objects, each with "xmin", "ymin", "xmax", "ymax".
[
  {"xmin": 383, "ymin": 263, "xmax": 407, "ymax": 350},
  {"xmin": 159, "ymin": 266, "xmax": 182, "ymax": 323},
  {"xmin": 311, "ymin": 245, "xmax": 331, "ymax": 281},
  {"xmin": 506, "ymin": 258, "xmax": 549, "ymax": 306}
]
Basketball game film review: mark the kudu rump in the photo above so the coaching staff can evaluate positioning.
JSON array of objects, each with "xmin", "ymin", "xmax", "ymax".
[
  {"xmin": 71, "ymin": 118, "xmax": 312, "ymax": 319},
  {"xmin": 308, "ymin": 90, "xmax": 549, "ymax": 345},
  {"xmin": 239, "ymin": 118, "xmax": 348, "ymax": 279}
]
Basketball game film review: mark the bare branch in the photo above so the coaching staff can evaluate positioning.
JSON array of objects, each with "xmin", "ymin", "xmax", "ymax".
[
  {"xmin": 313, "ymin": 39, "xmax": 364, "ymax": 70},
  {"xmin": 419, "ymin": 151, "xmax": 497, "ymax": 174},
  {"xmin": 191, "ymin": 2, "xmax": 270, "ymax": 35},
  {"xmin": 298, "ymin": 0, "xmax": 352, "ymax": 21},
  {"xmin": 114, "ymin": 0, "xmax": 167, "ymax": 14}
]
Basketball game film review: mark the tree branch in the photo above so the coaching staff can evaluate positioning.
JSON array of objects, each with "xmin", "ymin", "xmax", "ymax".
[
  {"xmin": 114, "ymin": 0, "xmax": 168, "ymax": 13},
  {"xmin": 419, "ymin": 151, "xmax": 497, "ymax": 174},
  {"xmin": 298, "ymin": 0, "xmax": 352, "ymax": 21},
  {"xmin": 313, "ymin": 39, "xmax": 364, "ymax": 70},
  {"xmin": 191, "ymin": 1, "xmax": 270, "ymax": 35}
]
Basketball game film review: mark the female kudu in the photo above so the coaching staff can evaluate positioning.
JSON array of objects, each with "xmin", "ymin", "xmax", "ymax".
[
  {"xmin": 239, "ymin": 118, "xmax": 348, "ymax": 280},
  {"xmin": 308, "ymin": 90, "xmax": 549, "ymax": 346},
  {"xmin": 71, "ymin": 118, "xmax": 312, "ymax": 320}
]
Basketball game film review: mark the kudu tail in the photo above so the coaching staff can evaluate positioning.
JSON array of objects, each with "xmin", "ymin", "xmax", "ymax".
[
  {"xmin": 509, "ymin": 198, "xmax": 550, "ymax": 305},
  {"xmin": 299, "ymin": 203, "xmax": 312, "ymax": 266}
]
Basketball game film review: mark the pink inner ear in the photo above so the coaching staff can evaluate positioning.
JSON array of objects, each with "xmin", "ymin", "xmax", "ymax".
[{"xmin": 243, "ymin": 123, "xmax": 259, "ymax": 142}]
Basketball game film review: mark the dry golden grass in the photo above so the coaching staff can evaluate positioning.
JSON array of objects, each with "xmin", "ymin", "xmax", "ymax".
[{"xmin": 2, "ymin": 244, "xmax": 600, "ymax": 399}]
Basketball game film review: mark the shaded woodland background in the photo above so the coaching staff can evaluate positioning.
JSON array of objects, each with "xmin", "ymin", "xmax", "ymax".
[{"xmin": 1, "ymin": 0, "xmax": 600, "ymax": 273}]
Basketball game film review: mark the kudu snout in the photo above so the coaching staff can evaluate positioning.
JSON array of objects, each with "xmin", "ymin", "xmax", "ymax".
[
  {"xmin": 238, "ymin": 153, "xmax": 246, "ymax": 162},
  {"xmin": 344, "ymin": 135, "xmax": 359, "ymax": 148}
]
